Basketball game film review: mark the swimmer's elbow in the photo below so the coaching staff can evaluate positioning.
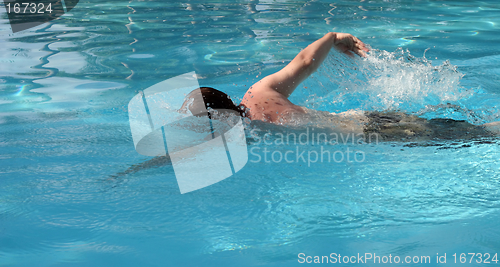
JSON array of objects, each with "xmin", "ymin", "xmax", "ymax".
[
  {"xmin": 299, "ymin": 51, "xmax": 314, "ymax": 68},
  {"xmin": 295, "ymin": 53, "xmax": 316, "ymax": 76},
  {"xmin": 300, "ymin": 52, "xmax": 314, "ymax": 67}
]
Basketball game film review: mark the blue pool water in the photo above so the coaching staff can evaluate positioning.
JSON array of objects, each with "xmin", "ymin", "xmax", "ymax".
[{"xmin": 1, "ymin": 0, "xmax": 500, "ymax": 266}]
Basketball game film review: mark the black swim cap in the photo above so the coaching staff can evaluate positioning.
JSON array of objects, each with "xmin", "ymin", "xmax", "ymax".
[{"xmin": 181, "ymin": 87, "xmax": 244, "ymax": 118}]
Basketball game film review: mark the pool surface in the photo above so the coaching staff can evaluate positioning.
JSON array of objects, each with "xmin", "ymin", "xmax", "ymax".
[{"xmin": 1, "ymin": 0, "xmax": 500, "ymax": 266}]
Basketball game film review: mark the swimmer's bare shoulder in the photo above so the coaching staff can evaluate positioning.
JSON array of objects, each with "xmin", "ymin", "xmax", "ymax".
[
  {"xmin": 240, "ymin": 32, "xmax": 369, "ymax": 123},
  {"xmin": 241, "ymin": 83, "xmax": 304, "ymax": 122}
]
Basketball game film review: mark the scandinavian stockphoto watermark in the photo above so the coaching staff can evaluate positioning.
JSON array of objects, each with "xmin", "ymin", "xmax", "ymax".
[
  {"xmin": 249, "ymin": 128, "xmax": 379, "ymax": 166},
  {"xmin": 3, "ymin": 0, "xmax": 79, "ymax": 33},
  {"xmin": 128, "ymin": 72, "xmax": 248, "ymax": 194}
]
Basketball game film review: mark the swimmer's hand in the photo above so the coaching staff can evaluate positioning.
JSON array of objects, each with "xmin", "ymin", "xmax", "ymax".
[{"xmin": 333, "ymin": 33, "xmax": 369, "ymax": 57}]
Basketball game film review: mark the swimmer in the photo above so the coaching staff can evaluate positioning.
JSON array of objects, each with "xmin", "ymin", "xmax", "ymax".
[
  {"xmin": 182, "ymin": 32, "xmax": 500, "ymax": 142},
  {"xmin": 112, "ymin": 32, "xmax": 499, "ymax": 179}
]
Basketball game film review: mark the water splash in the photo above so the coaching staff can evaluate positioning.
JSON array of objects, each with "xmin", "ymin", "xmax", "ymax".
[{"xmin": 300, "ymin": 48, "xmax": 478, "ymax": 118}]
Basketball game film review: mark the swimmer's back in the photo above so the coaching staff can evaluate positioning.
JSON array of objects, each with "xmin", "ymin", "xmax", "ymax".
[{"xmin": 364, "ymin": 111, "xmax": 495, "ymax": 142}]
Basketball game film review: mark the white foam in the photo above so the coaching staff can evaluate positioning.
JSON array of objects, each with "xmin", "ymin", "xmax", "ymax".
[{"xmin": 300, "ymin": 48, "xmax": 476, "ymax": 116}]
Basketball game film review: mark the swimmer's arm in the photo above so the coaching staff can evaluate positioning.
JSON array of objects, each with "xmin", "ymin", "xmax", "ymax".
[{"xmin": 256, "ymin": 32, "xmax": 369, "ymax": 98}]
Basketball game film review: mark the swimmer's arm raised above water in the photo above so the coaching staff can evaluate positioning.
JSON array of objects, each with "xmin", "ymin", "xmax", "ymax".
[{"xmin": 249, "ymin": 32, "xmax": 369, "ymax": 98}]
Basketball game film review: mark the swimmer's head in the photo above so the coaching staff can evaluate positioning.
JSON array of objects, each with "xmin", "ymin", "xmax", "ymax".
[{"xmin": 180, "ymin": 87, "xmax": 245, "ymax": 119}]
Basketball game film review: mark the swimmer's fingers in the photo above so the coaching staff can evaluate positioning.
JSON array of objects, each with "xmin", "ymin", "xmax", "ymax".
[
  {"xmin": 352, "ymin": 37, "xmax": 370, "ymax": 57},
  {"xmin": 334, "ymin": 33, "xmax": 370, "ymax": 58}
]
